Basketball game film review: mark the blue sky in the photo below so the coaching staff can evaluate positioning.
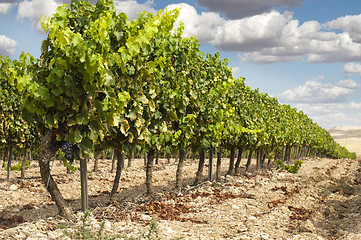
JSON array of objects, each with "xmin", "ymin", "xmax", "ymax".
[{"xmin": 1, "ymin": 0, "xmax": 361, "ymax": 129}]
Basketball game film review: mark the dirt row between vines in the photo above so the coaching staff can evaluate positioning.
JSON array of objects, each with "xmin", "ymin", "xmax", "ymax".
[
  {"xmin": 1, "ymin": 154, "xmax": 361, "ymax": 239},
  {"xmin": 1, "ymin": 127, "xmax": 361, "ymax": 240}
]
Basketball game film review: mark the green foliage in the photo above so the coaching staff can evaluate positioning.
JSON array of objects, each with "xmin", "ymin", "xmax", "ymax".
[
  {"xmin": 275, "ymin": 159, "xmax": 303, "ymax": 173},
  {"xmin": 55, "ymin": 149, "xmax": 79, "ymax": 171},
  {"xmin": 1, "ymin": 0, "xmax": 353, "ymax": 168},
  {"xmin": 0, "ymin": 55, "xmax": 40, "ymax": 152},
  {"xmin": 9, "ymin": 159, "xmax": 30, "ymax": 171}
]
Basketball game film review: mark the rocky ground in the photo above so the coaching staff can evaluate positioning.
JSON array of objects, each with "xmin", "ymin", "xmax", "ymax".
[{"xmin": 1, "ymin": 127, "xmax": 361, "ymax": 240}]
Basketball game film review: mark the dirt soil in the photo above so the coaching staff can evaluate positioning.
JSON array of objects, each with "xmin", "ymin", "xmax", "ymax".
[{"xmin": 1, "ymin": 126, "xmax": 361, "ymax": 240}]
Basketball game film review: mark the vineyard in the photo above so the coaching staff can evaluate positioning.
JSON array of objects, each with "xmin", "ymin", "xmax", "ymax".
[{"xmin": 0, "ymin": 0, "xmax": 359, "ymax": 239}]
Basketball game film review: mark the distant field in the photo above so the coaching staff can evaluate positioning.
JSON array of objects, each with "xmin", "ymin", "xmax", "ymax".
[{"xmin": 329, "ymin": 126, "xmax": 361, "ymax": 158}]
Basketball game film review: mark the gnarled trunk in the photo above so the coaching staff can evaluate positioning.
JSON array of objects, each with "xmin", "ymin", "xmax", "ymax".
[
  {"xmin": 193, "ymin": 148, "xmax": 205, "ymax": 185},
  {"xmin": 127, "ymin": 149, "xmax": 133, "ymax": 168},
  {"xmin": 38, "ymin": 130, "xmax": 73, "ymax": 219},
  {"xmin": 245, "ymin": 150, "xmax": 253, "ymax": 171},
  {"xmin": 226, "ymin": 147, "xmax": 235, "ymax": 175},
  {"xmin": 92, "ymin": 152, "xmax": 100, "ymax": 172},
  {"xmin": 175, "ymin": 149, "xmax": 186, "ymax": 191},
  {"xmin": 234, "ymin": 148, "xmax": 243, "ymax": 174},
  {"xmin": 110, "ymin": 149, "xmax": 124, "ymax": 202}
]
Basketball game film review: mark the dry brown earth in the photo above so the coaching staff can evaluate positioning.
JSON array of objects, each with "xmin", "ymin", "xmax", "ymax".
[{"xmin": 0, "ymin": 126, "xmax": 360, "ymax": 240}]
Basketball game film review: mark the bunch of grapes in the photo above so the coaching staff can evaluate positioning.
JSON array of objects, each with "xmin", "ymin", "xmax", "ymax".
[{"xmin": 61, "ymin": 141, "xmax": 74, "ymax": 161}]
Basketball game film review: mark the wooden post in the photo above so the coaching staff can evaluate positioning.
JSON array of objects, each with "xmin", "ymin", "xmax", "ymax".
[
  {"xmin": 208, "ymin": 147, "xmax": 213, "ymax": 181},
  {"xmin": 6, "ymin": 146, "xmax": 12, "ymax": 181},
  {"xmin": 80, "ymin": 157, "xmax": 88, "ymax": 212}
]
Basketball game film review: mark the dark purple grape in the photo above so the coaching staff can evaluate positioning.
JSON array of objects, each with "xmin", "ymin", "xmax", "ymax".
[{"xmin": 61, "ymin": 141, "xmax": 73, "ymax": 161}]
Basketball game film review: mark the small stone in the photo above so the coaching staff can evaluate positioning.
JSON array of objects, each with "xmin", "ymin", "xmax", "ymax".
[
  {"xmin": 90, "ymin": 220, "xmax": 100, "ymax": 230},
  {"xmin": 239, "ymin": 235, "xmax": 251, "ymax": 240},
  {"xmin": 103, "ymin": 220, "xmax": 112, "ymax": 231},
  {"xmin": 141, "ymin": 214, "xmax": 152, "ymax": 221},
  {"xmin": 5, "ymin": 228, "xmax": 16, "ymax": 236},
  {"xmin": 205, "ymin": 181, "xmax": 212, "ymax": 186},
  {"xmin": 10, "ymin": 184, "xmax": 18, "ymax": 191},
  {"xmin": 47, "ymin": 232, "xmax": 57, "ymax": 239},
  {"xmin": 260, "ymin": 233, "xmax": 270, "ymax": 240},
  {"xmin": 163, "ymin": 226, "xmax": 175, "ymax": 235},
  {"xmin": 338, "ymin": 229, "xmax": 346, "ymax": 236},
  {"xmin": 248, "ymin": 216, "xmax": 257, "ymax": 221},
  {"xmin": 232, "ymin": 204, "xmax": 240, "ymax": 210},
  {"xmin": 299, "ymin": 219, "xmax": 316, "ymax": 233}
]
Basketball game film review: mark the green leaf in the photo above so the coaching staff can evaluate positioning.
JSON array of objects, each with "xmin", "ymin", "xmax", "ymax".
[
  {"xmin": 76, "ymin": 112, "xmax": 89, "ymax": 125},
  {"xmin": 168, "ymin": 111, "xmax": 178, "ymax": 121},
  {"xmin": 127, "ymin": 132, "xmax": 134, "ymax": 143},
  {"xmin": 16, "ymin": 75, "xmax": 31, "ymax": 91},
  {"xmin": 118, "ymin": 91, "xmax": 130, "ymax": 102},
  {"xmin": 88, "ymin": 129, "xmax": 98, "ymax": 142},
  {"xmin": 136, "ymin": 93, "xmax": 149, "ymax": 104},
  {"xmin": 127, "ymin": 110, "xmax": 137, "ymax": 121},
  {"xmin": 34, "ymin": 86, "xmax": 50, "ymax": 100},
  {"xmin": 111, "ymin": 114, "xmax": 121, "ymax": 127},
  {"xmin": 67, "ymin": 129, "xmax": 83, "ymax": 144},
  {"xmin": 120, "ymin": 119, "xmax": 130, "ymax": 135},
  {"xmin": 45, "ymin": 114, "xmax": 55, "ymax": 128}
]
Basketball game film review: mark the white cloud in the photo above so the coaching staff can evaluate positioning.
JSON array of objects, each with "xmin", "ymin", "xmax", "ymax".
[
  {"xmin": 167, "ymin": 3, "xmax": 225, "ymax": 42},
  {"xmin": 229, "ymin": 12, "xmax": 361, "ymax": 64},
  {"xmin": 0, "ymin": 2, "xmax": 16, "ymax": 14},
  {"xmin": 326, "ymin": 14, "xmax": 361, "ymax": 43},
  {"xmin": 212, "ymin": 10, "xmax": 292, "ymax": 51},
  {"xmin": 231, "ymin": 66, "xmax": 240, "ymax": 76},
  {"xmin": 114, "ymin": 0, "xmax": 156, "ymax": 20},
  {"xmin": 278, "ymin": 79, "xmax": 359, "ymax": 104},
  {"xmin": 0, "ymin": 35, "xmax": 17, "ymax": 56},
  {"xmin": 196, "ymin": 0, "xmax": 303, "ymax": 19},
  {"xmin": 293, "ymin": 102, "xmax": 361, "ymax": 129},
  {"xmin": 160, "ymin": 5, "xmax": 361, "ymax": 64},
  {"xmin": 16, "ymin": 0, "xmax": 156, "ymax": 33},
  {"xmin": 335, "ymin": 79, "xmax": 360, "ymax": 89},
  {"xmin": 17, "ymin": 0, "xmax": 59, "ymax": 33},
  {"xmin": 343, "ymin": 62, "xmax": 361, "ymax": 77}
]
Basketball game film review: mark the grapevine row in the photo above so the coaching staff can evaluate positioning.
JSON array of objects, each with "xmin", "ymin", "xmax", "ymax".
[{"xmin": 0, "ymin": 0, "xmax": 355, "ymax": 218}]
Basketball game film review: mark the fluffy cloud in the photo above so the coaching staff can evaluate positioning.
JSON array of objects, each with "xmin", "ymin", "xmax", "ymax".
[
  {"xmin": 167, "ymin": 3, "xmax": 225, "ymax": 42},
  {"xmin": 17, "ymin": 0, "xmax": 58, "ymax": 33},
  {"xmin": 293, "ymin": 102, "xmax": 361, "ymax": 129},
  {"xmin": 278, "ymin": 79, "xmax": 359, "ymax": 104},
  {"xmin": 326, "ymin": 14, "xmax": 361, "ymax": 43},
  {"xmin": 162, "ymin": 4, "xmax": 361, "ymax": 64},
  {"xmin": 343, "ymin": 62, "xmax": 361, "ymax": 77},
  {"xmin": 0, "ymin": 2, "xmax": 16, "ymax": 14},
  {"xmin": 223, "ymin": 12, "xmax": 361, "ymax": 64},
  {"xmin": 16, "ymin": 0, "xmax": 155, "ymax": 33},
  {"xmin": 16, "ymin": 0, "xmax": 99, "ymax": 33},
  {"xmin": 0, "ymin": 35, "xmax": 17, "ymax": 56},
  {"xmin": 212, "ymin": 11, "xmax": 292, "ymax": 52},
  {"xmin": 196, "ymin": 0, "xmax": 303, "ymax": 19},
  {"xmin": 114, "ymin": 0, "xmax": 156, "ymax": 20}
]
